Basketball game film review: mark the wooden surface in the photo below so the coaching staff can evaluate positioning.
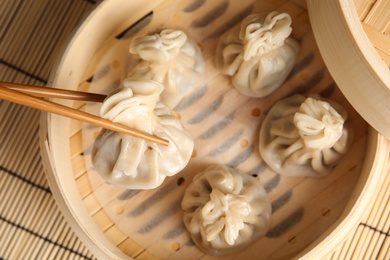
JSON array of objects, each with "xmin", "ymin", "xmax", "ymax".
[{"xmin": 0, "ymin": 0, "xmax": 389, "ymax": 259}]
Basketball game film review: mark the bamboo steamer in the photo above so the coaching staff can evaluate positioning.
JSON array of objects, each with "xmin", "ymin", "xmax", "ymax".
[{"xmin": 39, "ymin": 0, "xmax": 390, "ymax": 259}]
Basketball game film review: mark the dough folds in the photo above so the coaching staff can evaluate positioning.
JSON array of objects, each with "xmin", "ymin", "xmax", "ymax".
[
  {"xmin": 92, "ymin": 80, "xmax": 194, "ymax": 189},
  {"xmin": 216, "ymin": 12, "xmax": 300, "ymax": 97},
  {"xmin": 259, "ymin": 95, "xmax": 351, "ymax": 177},
  {"xmin": 128, "ymin": 29, "xmax": 205, "ymax": 108},
  {"xmin": 181, "ymin": 164, "xmax": 271, "ymax": 255}
]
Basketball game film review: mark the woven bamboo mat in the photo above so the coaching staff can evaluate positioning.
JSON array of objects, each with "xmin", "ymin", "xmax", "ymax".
[{"xmin": 0, "ymin": 0, "xmax": 388, "ymax": 259}]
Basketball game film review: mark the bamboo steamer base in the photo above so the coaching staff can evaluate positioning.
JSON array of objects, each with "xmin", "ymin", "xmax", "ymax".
[{"xmin": 40, "ymin": 0, "xmax": 390, "ymax": 259}]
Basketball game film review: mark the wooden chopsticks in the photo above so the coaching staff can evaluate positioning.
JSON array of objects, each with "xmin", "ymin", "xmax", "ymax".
[
  {"xmin": 2, "ymin": 82, "xmax": 107, "ymax": 102},
  {"xmin": 0, "ymin": 83, "xmax": 169, "ymax": 146}
]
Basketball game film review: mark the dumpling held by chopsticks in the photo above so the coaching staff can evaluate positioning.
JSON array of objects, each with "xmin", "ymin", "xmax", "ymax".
[{"xmin": 91, "ymin": 79, "xmax": 194, "ymax": 189}]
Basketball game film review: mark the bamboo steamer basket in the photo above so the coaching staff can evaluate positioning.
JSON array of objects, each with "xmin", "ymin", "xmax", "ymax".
[{"xmin": 39, "ymin": 0, "xmax": 390, "ymax": 259}]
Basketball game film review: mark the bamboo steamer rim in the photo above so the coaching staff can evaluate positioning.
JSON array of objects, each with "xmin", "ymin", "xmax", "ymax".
[{"xmin": 307, "ymin": 0, "xmax": 390, "ymax": 140}]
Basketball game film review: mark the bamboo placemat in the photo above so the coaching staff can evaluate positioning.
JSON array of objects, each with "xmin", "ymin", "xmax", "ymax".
[
  {"xmin": 0, "ymin": 0, "xmax": 388, "ymax": 259},
  {"xmin": 0, "ymin": 1, "xmax": 98, "ymax": 259}
]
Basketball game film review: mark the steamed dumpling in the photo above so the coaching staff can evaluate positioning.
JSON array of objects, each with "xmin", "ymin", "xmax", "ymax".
[
  {"xmin": 259, "ymin": 94, "xmax": 351, "ymax": 177},
  {"xmin": 91, "ymin": 80, "xmax": 194, "ymax": 189},
  {"xmin": 215, "ymin": 12, "xmax": 300, "ymax": 97},
  {"xmin": 181, "ymin": 164, "xmax": 271, "ymax": 255},
  {"xmin": 127, "ymin": 29, "xmax": 205, "ymax": 108}
]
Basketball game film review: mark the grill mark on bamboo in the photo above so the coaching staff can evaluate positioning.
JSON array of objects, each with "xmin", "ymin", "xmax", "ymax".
[
  {"xmin": 185, "ymin": 239, "xmax": 196, "ymax": 247},
  {"xmin": 266, "ymin": 207, "xmax": 304, "ymax": 238},
  {"xmin": 286, "ymin": 52, "xmax": 315, "ymax": 80},
  {"xmin": 116, "ymin": 11, "xmax": 154, "ymax": 39},
  {"xmin": 86, "ymin": 65, "xmax": 111, "ymax": 84},
  {"xmin": 264, "ymin": 175, "xmax": 281, "ymax": 193},
  {"xmin": 137, "ymin": 199, "xmax": 182, "ymax": 234},
  {"xmin": 271, "ymin": 190, "xmax": 293, "ymax": 213},
  {"xmin": 174, "ymin": 85, "xmax": 208, "ymax": 111},
  {"xmin": 86, "ymin": 75, "xmax": 93, "ymax": 83},
  {"xmin": 117, "ymin": 190, "xmax": 141, "ymax": 200},
  {"xmin": 183, "ymin": 0, "xmax": 206, "ymax": 12},
  {"xmin": 207, "ymin": 130, "xmax": 243, "ymax": 156},
  {"xmin": 199, "ymin": 111, "xmax": 235, "ymax": 139},
  {"xmin": 225, "ymin": 145, "xmax": 254, "ymax": 168},
  {"xmin": 288, "ymin": 69, "xmax": 326, "ymax": 96},
  {"xmin": 83, "ymin": 123, "xmax": 100, "ymax": 134},
  {"xmin": 127, "ymin": 179, "xmax": 177, "ymax": 217},
  {"xmin": 191, "ymin": 1, "xmax": 229, "ymax": 28},
  {"xmin": 187, "ymin": 96, "xmax": 223, "ymax": 124},
  {"xmin": 248, "ymin": 162, "xmax": 267, "ymax": 176},
  {"xmin": 207, "ymin": 5, "xmax": 254, "ymax": 39},
  {"xmin": 163, "ymin": 223, "xmax": 187, "ymax": 239},
  {"xmin": 85, "ymin": 78, "xmax": 121, "ymax": 99},
  {"xmin": 102, "ymin": 78, "xmax": 121, "ymax": 94},
  {"xmin": 319, "ymin": 82, "xmax": 336, "ymax": 98}
]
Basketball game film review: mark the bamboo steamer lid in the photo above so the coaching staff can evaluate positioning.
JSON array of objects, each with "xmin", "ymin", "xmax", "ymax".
[{"xmin": 307, "ymin": 0, "xmax": 390, "ymax": 139}]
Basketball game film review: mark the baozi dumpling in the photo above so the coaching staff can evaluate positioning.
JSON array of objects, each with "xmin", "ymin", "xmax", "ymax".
[
  {"xmin": 91, "ymin": 80, "xmax": 194, "ymax": 190},
  {"xmin": 127, "ymin": 29, "xmax": 205, "ymax": 108},
  {"xmin": 181, "ymin": 164, "xmax": 271, "ymax": 255},
  {"xmin": 259, "ymin": 94, "xmax": 351, "ymax": 177},
  {"xmin": 215, "ymin": 12, "xmax": 300, "ymax": 97}
]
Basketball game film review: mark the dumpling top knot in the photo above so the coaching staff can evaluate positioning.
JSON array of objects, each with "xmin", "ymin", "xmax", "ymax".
[
  {"xmin": 99, "ymin": 80, "xmax": 165, "ymax": 133},
  {"xmin": 239, "ymin": 12, "xmax": 293, "ymax": 61},
  {"xmin": 130, "ymin": 29, "xmax": 189, "ymax": 63},
  {"xmin": 202, "ymin": 189, "xmax": 251, "ymax": 246},
  {"xmin": 127, "ymin": 29, "xmax": 204, "ymax": 108},
  {"xmin": 259, "ymin": 94, "xmax": 351, "ymax": 177},
  {"xmin": 294, "ymin": 97, "xmax": 345, "ymax": 150},
  {"xmin": 100, "ymin": 80, "xmax": 163, "ymax": 122},
  {"xmin": 181, "ymin": 164, "xmax": 271, "ymax": 255}
]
